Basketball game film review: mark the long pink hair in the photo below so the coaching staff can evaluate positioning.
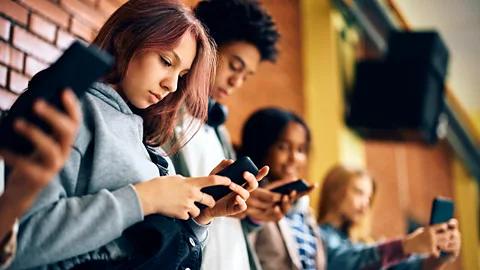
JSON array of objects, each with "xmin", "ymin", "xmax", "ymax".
[{"xmin": 92, "ymin": 0, "xmax": 216, "ymax": 150}]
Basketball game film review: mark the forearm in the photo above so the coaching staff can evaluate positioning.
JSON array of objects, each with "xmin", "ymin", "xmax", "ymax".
[
  {"xmin": 0, "ymin": 189, "xmax": 36, "ymax": 242},
  {"xmin": 12, "ymin": 185, "xmax": 143, "ymax": 269}
]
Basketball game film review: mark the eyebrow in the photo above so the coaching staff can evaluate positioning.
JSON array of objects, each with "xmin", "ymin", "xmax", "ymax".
[
  {"xmin": 172, "ymin": 50, "xmax": 181, "ymax": 64},
  {"xmin": 171, "ymin": 50, "xmax": 190, "ymax": 75}
]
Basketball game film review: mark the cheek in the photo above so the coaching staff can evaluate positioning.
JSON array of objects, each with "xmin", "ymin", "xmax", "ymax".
[
  {"xmin": 272, "ymin": 151, "xmax": 289, "ymax": 167},
  {"xmin": 264, "ymin": 151, "xmax": 285, "ymax": 176},
  {"xmin": 296, "ymin": 155, "xmax": 308, "ymax": 169},
  {"xmin": 215, "ymin": 60, "xmax": 230, "ymax": 81},
  {"xmin": 215, "ymin": 68, "xmax": 232, "ymax": 85},
  {"xmin": 342, "ymin": 196, "xmax": 357, "ymax": 213}
]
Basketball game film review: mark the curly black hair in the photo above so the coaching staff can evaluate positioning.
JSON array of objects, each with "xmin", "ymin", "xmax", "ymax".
[{"xmin": 194, "ymin": 0, "xmax": 280, "ymax": 62}]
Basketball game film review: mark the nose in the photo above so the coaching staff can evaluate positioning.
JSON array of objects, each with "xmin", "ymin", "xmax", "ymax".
[
  {"xmin": 161, "ymin": 74, "xmax": 179, "ymax": 93},
  {"xmin": 289, "ymin": 150, "xmax": 303, "ymax": 163},
  {"xmin": 360, "ymin": 198, "xmax": 370, "ymax": 210},
  {"xmin": 227, "ymin": 74, "xmax": 243, "ymax": 89}
]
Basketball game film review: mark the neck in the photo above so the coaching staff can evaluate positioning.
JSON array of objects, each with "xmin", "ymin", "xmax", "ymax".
[
  {"xmin": 323, "ymin": 212, "xmax": 352, "ymax": 233},
  {"xmin": 109, "ymin": 83, "xmax": 140, "ymax": 114},
  {"xmin": 109, "ymin": 83, "xmax": 127, "ymax": 101}
]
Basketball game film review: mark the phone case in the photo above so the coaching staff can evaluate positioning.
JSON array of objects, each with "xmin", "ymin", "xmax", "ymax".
[
  {"xmin": 196, "ymin": 156, "xmax": 259, "ymax": 210},
  {"xmin": 0, "ymin": 41, "xmax": 113, "ymax": 155},
  {"xmin": 429, "ymin": 197, "xmax": 454, "ymax": 225},
  {"xmin": 270, "ymin": 179, "xmax": 310, "ymax": 195}
]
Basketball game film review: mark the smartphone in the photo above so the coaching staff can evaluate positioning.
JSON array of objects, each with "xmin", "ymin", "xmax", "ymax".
[
  {"xmin": 196, "ymin": 156, "xmax": 259, "ymax": 210},
  {"xmin": 0, "ymin": 41, "xmax": 113, "ymax": 155},
  {"xmin": 429, "ymin": 197, "xmax": 454, "ymax": 257},
  {"xmin": 270, "ymin": 179, "xmax": 311, "ymax": 195},
  {"xmin": 429, "ymin": 197, "xmax": 454, "ymax": 225}
]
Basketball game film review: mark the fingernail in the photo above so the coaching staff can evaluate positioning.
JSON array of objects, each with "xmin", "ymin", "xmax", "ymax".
[
  {"xmin": 35, "ymin": 100, "xmax": 46, "ymax": 111},
  {"xmin": 230, "ymin": 182, "xmax": 237, "ymax": 189},
  {"xmin": 15, "ymin": 118, "xmax": 26, "ymax": 129}
]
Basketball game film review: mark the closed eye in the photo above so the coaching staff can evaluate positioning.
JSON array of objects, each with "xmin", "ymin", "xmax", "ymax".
[{"xmin": 161, "ymin": 57, "xmax": 172, "ymax": 67}]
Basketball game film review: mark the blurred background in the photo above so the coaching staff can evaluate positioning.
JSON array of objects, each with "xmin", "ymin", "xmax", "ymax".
[{"xmin": 0, "ymin": 0, "xmax": 478, "ymax": 269}]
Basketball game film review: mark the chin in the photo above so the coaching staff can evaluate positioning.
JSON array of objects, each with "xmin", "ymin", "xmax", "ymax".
[
  {"xmin": 130, "ymin": 101, "xmax": 150, "ymax": 110},
  {"xmin": 352, "ymin": 216, "xmax": 365, "ymax": 224}
]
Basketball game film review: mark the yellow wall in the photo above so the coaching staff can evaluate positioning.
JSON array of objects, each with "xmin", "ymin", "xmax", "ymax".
[
  {"xmin": 470, "ymin": 109, "xmax": 480, "ymax": 269},
  {"xmin": 300, "ymin": 0, "xmax": 365, "ymax": 211},
  {"xmin": 473, "ymin": 110, "xmax": 480, "ymax": 134},
  {"xmin": 301, "ymin": 3, "xmax": 480, "ymax": 268},
  {"xmin": 453, "ymin": 159, "xmax": 480, "ymax": 270}
]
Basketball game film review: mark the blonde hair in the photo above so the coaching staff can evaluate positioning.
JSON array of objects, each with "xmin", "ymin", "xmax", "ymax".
[{"xmin": 317, "ymin": 164, "xmax": 377, "ymax": 243}]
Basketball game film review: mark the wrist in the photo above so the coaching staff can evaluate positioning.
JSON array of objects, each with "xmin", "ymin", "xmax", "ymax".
[
  {"xmin": 195, "ymin": 210, "xmax": 213, "ymax": 225},
  {"xmin": 246, "ymin": 216, "xmax": 263, "ymax": 225},
  {"xmin": 133, "ymin": 183, "xmax": 154, "ymax": 216},
  {"xmin": 401, "ymin": 237, "xmax": 413, "ymax": 255},
  {"xmin": 2, "ymin": 187, "xmax": 38, "ymax": 215}
]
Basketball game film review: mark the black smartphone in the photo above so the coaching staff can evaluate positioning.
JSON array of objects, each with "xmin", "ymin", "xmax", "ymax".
[
  {"xmin": 429, "ymin": 197, "xmax": 454, "ymax": 225},
  {"xmin": 0, "ymin": 41, "xmax": 113, "ymax": 155},
  {"xmin": 270, "ymin": 179, "xmax": 311, "ymax": 195},
  {"xmin": 196, "ymin": 156, "xmax": 259, "ymax": 210},
  {"xmin": 429, "ymin": 197, "xmax": 454, "ymax": 257}
]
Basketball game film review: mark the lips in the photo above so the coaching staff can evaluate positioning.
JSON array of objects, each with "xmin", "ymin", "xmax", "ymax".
[
  {"xmin": 284, "ymin": 166, "xmax": 297, "ymax": 176},
  {"xmin": 217, "ymin": 88, "xmax": 230, "ymax": 98},
  {"xmin": 149, "ymin": 91, "xmax": 163, "ymax": 103}
]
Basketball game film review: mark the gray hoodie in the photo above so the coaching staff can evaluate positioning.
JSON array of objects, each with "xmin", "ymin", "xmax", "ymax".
[{"xmin": 10, "ymin": 82, "xmax": 208, "ymax": 269}]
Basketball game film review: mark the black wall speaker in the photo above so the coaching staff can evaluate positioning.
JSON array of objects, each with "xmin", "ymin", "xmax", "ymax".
[{"xmin": 346, "ymin": 31, "xmax": 449, "ymax": 144}]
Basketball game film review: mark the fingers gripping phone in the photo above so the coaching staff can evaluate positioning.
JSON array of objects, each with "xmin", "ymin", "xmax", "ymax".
[
  {"xmin": 0, "ymin": 41, "xmax": 113, "ymax": 155},
  {"xmin": 195, "ymin": 156, "xmax": 259, "ymax": 210},
  {"xmin": 270, "ymin": 179, "xmax": 311, "ymax": 195}
]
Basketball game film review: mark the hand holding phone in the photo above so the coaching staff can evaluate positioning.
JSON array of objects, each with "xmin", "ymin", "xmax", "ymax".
[
  {"xmin": 195, "ymin": 157, "xmax": 259, "ymax": 210},
  {"xmin": 0, "ymin": 41, "xmax": 113, "ymax": 155},
  {"xmin": 270, "ymin": 179, "xmax": 312, "ymax": 195},
  {"xmin": 429, "ymin": 197, "xmax": 455, "ymax": 257}
]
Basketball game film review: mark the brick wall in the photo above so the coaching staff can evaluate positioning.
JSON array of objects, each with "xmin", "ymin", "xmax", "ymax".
[
  {"xmin": 0, "ymin": 0, "xmax": 304, "ymax": 146},
  {"xmin": 0, "ymin": 0, "xmax": 127, "ymax": 111}
]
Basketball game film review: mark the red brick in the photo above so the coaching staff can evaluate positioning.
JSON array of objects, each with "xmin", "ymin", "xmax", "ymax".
[
  {"xmin": 0, "ymin": 42, "xmax": 24, "ymax": 71},
  {"xmin": 29, "ymin": 14, "xmax": 57, "ymax": 42},
  {"xmin": 98, "ymin": 0, "xmax": 119, "ymax": 16},
  {"xmin": 0, "ymin": 43, "xmax": 7, "ymax": 65},
  {"xmin": 60, "ymin": 0, "xmax": 107, "ymax": 29},
  {"xmin": 13, "ymin": 26, "xmax": 61, "ymax": 64},
  {"xmin": 17, "ymin": 0, "xmax": 70, "ymax": 28},
  {"xmin": 0, "ymin": 0, "xmax": 29, "ymax": 25},
  {"xmin": 0, "ymin": 88, "xmax": 18, "ymax": 110},
  {"xmin": 25, "ymin": 56, "xmax": 48, "ymax": 77},
  {"xmin": 56, "ymin": 29, "xmax": 76, "ymax": 49},
  {"xmin": 9, "ymin": 46, "xmax": 24, "ymax": 71},
  {"xmin": 9, "ymin": 70, "xmax": 29, "ymax": 94},
  {"xmin": 0, "ymin": 65, "xmax": 6, "ymax": 87},
  {"xmin": 70, "ymin": 18, "xmax": 93, "ymax": 42},
  {"xmin": 0, "ymin": 17, "xmax": 11, "ymax": 41}
]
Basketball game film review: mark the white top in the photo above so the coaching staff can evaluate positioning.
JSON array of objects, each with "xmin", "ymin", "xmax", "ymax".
[
  {"xmin": 180, "ymin": 116, "xmax": 250, "ymax": 270},
  {"xmin": 201, "ymin": 217, "xmax": 250, "ymax": 270},
  {"xmin": 180, "ymin": 117, "xmax": 227, "ymax": 177}
]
